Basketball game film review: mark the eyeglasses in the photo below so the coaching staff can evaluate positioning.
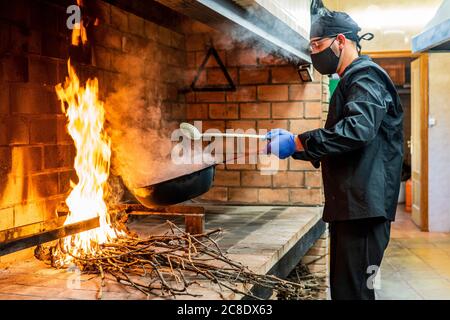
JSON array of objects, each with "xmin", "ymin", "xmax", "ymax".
[
  {"xmin": 309, "ymin": 37, "xmax": 335, "ymax": 52},
  {"xmin": 309, "ymin": 31, "xmax": 352, "ymax": 52}
]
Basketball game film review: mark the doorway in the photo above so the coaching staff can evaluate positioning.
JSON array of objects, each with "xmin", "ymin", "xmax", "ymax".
[{"xmin": 368, "ymin": 51, "xmax": 421, "ymax": 228}]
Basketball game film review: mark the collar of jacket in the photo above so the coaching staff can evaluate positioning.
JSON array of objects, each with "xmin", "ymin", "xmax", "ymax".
[{"xmin": 340, "ymin": 55, "xmax": 372, "ymax": 77}]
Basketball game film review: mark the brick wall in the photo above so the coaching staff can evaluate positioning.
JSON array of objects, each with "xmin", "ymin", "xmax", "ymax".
[
  {"xmin": 184, "ymin": 21, "xmax": 327, "ymax": 206},
  {"xmin": 0, "ymin": 0, "xmax": 187, "ymax": 250},
  {"xmin": 0, "ymin": 0, "xmax": 77, "ymax": 243},
  {"xmin": 1, "ymin": 0, "xmax": 329, "ymax": 266}
]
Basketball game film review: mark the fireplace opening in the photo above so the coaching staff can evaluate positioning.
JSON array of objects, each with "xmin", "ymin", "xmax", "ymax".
[{"xmin": 0, "ymin": 0, "xmax": 328, "ymax": 300}]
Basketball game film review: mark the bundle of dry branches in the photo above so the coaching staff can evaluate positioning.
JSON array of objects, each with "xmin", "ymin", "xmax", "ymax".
[{"xmin": 35, "ymin": 221, "xmax": 323, "ymax": 300}]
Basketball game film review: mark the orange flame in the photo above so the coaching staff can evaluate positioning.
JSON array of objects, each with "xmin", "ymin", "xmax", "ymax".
[
  {"xmin": 72, "ymin": 0, "xmax": 88, "ymax": 46},
  {"xmin": 54, "ymin": 60, "xmax": 121, "ymax": 265}
]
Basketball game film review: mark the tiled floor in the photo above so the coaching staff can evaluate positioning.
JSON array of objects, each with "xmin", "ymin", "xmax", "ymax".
[{"xmin": 376, "ymin": 205, "xmax": 450, "ymax": 300}]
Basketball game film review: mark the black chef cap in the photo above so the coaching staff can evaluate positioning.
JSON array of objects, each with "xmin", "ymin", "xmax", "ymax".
[
  {"xmin": 311, "ymin": 11, "xmax": 360, "ymax": 41},
  {"xmin": 310, "ymin": 11, "xmax": 374, "ymax": 52}
]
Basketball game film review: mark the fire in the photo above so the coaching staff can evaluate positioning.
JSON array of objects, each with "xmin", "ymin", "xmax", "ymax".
[
  {"xmin": 71, "ymin": 0, "xmax": 88, "ymax": 46},
  {"xmin": 54, "ymin": 60, "xmax": 121, "ymax": 265}
]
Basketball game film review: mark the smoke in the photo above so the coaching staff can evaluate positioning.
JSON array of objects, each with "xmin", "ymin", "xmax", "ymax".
[
  {"xmin": 104, "ymin": 80, "xmax": 174, "ymax": 191},
  {"xmin": 216, "ymin": 3, "xmax": 311, "ymax": 63}
]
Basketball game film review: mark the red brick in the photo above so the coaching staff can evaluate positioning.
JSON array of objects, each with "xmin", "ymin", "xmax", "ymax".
[
  {"xmin": 14, "ymin": 202, "xmax": 45, "ymax": 227},
  {"xmin": 226, "ymin": 86, "xmax": 256, "ymax": 102},
  {"xmin": 226, "ymin": 49, "xmax": 258, "ymax": 66},
  {"xmin": 289, "ymin": 84, "xmax": 321, "ymax": 101},
  {"xmin": 157, "ymin": 26, "xmax": 172, "ymax": 47},
  {"xmin": 257, "ymin": 120, "xmax": 288, "ymax": 131},
  {"xmin": 0, "ymin": 55, "xmax": 28, "ymax": 82},
  {"xmin": 128, "ymin": 14, "xmax": 145, "ymax": 37},
  {"xmin": 273, "ymin": 171, "xmax": 305, "ymax": 187},
  {"xmin": 259, "ymin": 53, "xmax": 289, "ymax": 66},
  {"xmin": 305, "ymin": 102, "xmax": 322, "ymax": 119},
  {"xmin": 122, "ymin": 34, "xmax": 148, "ymax": 55},
  {"xmin": 184, "ymin": 68, "xmax": 206, "ymax": 86},
  {"xmin": 240, "ymin": 103, "xmax": 270, "ymax": 119},
  {"xmin": 207, "ymin": 68, "xmax": 238, "ymax": 85},
  {"xmin": 289, "ymin": 119, "xmax": 321, "ymax": 132},
  {"xmin": 10, "ymin": 84, "xmax": 54, "ymax": 114},
  {"xmin": 93, "ymin": 25, "xmax": 122, "ymax": 51},
  {"xmin": 257, "ymin": 85, "xmax": 288, "ymax": 101},
  {"xmin": 111, "ymin": 6, "xmax": 128, "ymax": 33},
  {"xmin": 213, "ymin": 170, "xmax": 240, "ymax": 186},
  {"xmin": 198, "ymin": 186, "xmax": 227, "ymax": 202},
  {"xmin": 239, "ymin": 68, "xmax": 269, "ymax": 84},
  {"xmin": 226, "ymin": 120, "xmax": 256, "ymax": 131},
  {"xmin": 41, "ymin": 34, "xmax": 68, "ymax": 60},
  {"xmin": 271, "ymin": 66, "xmax": 300, "ymax": 83},
  {"xmin": 0, "ymin": 116, "xmax": 8, "ymax": 145},
  {"xmin": 9, "ymin": 116, "xmax": 30, "ymax": 144},
  {"xmin": 28, "ymin": 29, "xmax": 41, "ymax": 55},
  {"xmin": 30, "ymin": 173, "xmax": 59, "ymax": 200},
  {"xmin": 197, "ymin": 51, "xmax": 226, "ymax": 68},
  {"xmin": 187, "ymin": 103, "xmax": 208, "ymax": 120},
  {"xmin": 290, "ymin": 188, "xmax": 323, "ymax": 205},
  {"xmin": 57, "ymin": 117, "xmax": 72, "ymax": 143},
  {"xmin": 225, "ymin": 163, "xmax": 256, "ymax": 170},
  {"xmin": 187, "ymin": 52, "xmax": 196, "ymax": 68},
  {"xmin": 241, "ymin": 171, "xmax": 271, "ymax": 187},
  {"xmin": 185, "ymin": 34, "xmax": 207, "ymax": 51},
  {"xmin": 272, "ymin": 102, "xmax": 303, "ymax": 119},
  {"xmin": 209, "ymin": 104, "xmax": 239, "ymax": 119},
  {"xmin": 11, "ymin": 146, "xmax": 42, "ymax": 173},
  {"xmin": 188, "ymin": 21, "xmax": 215, "ymax": 34},
  {"xmin": 196, "ymin": 92, "xmax": 225, "ymax": 103},
  {"xmin": 257, "ymin": 154, "xmax": 289, "ymax": 172},
  {"xmin": 0, "ymin": 146, "xmax": 11, "ymax": 176},
  {"xmin": 305, "ymin": 171, "xmax": 322, "ymax": 188},
  {"xmin": 228, "ymin": 188, "xmax": 258, "ymax": 203},
  {"xmin": 44, "ymin": 145, "xmax": 74, "ymax": 169},
  {"xmin": 170, "ymin": 32, "xmax": 185, "ymax": 50},
  {"xmin": 0, "ymin": 174, "xmax": 29, "ymax": 207},
  {"xmin": 59, "ymin": 170, "xmax": 77, "ymax": 194},
  {"xmin": 258, "ymin": 188, "xmax": 289, "ymax": 204},
  {"xmin": 95, "ymin": 0, "xmax": 111, "ymax": 25},
  {"xmin": 201, "ymin": 120, "xmax": 226, "ymax": 133},
  {"xmin": 144, "ymin": 21, "xmax": 158, "ymax": 41},
  {"xmin": 0, "ymin": 82, "xmax": 9, "ymax": 114},
  {"xmin": 30, "ymin": 118, "xmax": 57, "ymax": 143},
  {"xmin": 93, "ymin": 46, "xmax": 111, "ymax": 70},
  {"xmin": 289, "ymin": 158, "xmax": 319, "ymax": 170},
  {"xmin": 28, "ymin": 56, "xmax": 57, "ymax": 86},
  {"xmin": 0, "ymin": 207, "xmax": 14, "ymax": 230}
]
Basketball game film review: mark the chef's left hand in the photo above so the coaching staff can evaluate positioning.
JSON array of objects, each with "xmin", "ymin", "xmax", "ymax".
[{"xmin": 265, "ymin": 129, "xmax": 297, "ymax": 159}]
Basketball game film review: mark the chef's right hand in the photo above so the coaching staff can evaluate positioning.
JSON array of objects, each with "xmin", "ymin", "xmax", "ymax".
[{"xmin": 265, "ymin": 129, "xmax": 296, "ymax": 159}]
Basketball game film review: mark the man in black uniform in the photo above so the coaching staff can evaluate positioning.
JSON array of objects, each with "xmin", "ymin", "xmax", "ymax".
[{"xmin": 266, "ymin": 10, "xmax": 404, "ymax": 300}]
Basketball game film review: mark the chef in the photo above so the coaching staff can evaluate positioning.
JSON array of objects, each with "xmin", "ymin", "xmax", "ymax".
[{"xmin": 266, "ymin": 10, "xmax": 404, "ymax": 300}]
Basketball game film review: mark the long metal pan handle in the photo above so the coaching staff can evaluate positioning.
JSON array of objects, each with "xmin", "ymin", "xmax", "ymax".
[{"xmin": 202, "ymin": 132, "xmax": 266, "ymax": 140}]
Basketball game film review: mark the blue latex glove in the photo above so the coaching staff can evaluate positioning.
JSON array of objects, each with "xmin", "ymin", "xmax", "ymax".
[{"xmin": 265, "ymin": 129, "xmax": 296, "ymax": 159}]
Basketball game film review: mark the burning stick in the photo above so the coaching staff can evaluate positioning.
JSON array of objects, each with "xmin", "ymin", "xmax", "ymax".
[
  {"xmin": 37, "ymin": 220, "xmax": 324, "ymax": 299},
  {"xmin": 47, "ymin": 60, "xmax": 324, "ymax": 300}
]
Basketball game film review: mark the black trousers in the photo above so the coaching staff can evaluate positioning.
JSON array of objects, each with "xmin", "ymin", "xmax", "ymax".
[{"xmin": 329, "ymin": 217, "xmax": 391, "ymax": 300}]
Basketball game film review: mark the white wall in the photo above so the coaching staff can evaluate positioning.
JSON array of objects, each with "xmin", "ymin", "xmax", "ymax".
[
  {"xmin": 428, "ymin": 53, "xmax": 450, "ymax": 232},
  {"xmin": 323, "ymin": 0, "xmax": 442, "ymax": 52}
]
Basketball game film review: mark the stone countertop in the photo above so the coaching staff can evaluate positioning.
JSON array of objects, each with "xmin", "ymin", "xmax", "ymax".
[{"xmin": 0, "ymin": 205, "xmax": 323, "ymax": 300}]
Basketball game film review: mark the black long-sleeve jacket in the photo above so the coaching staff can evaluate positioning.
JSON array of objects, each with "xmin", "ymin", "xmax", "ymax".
[{"xmin": 293, "ymin": 55, "xmax": 403, "ymax": 222}]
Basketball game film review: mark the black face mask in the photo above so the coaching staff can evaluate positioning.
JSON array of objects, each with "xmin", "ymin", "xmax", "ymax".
[{"xmin": 310, "ymin": 38, "xmax": 341, "ymax": 75}]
